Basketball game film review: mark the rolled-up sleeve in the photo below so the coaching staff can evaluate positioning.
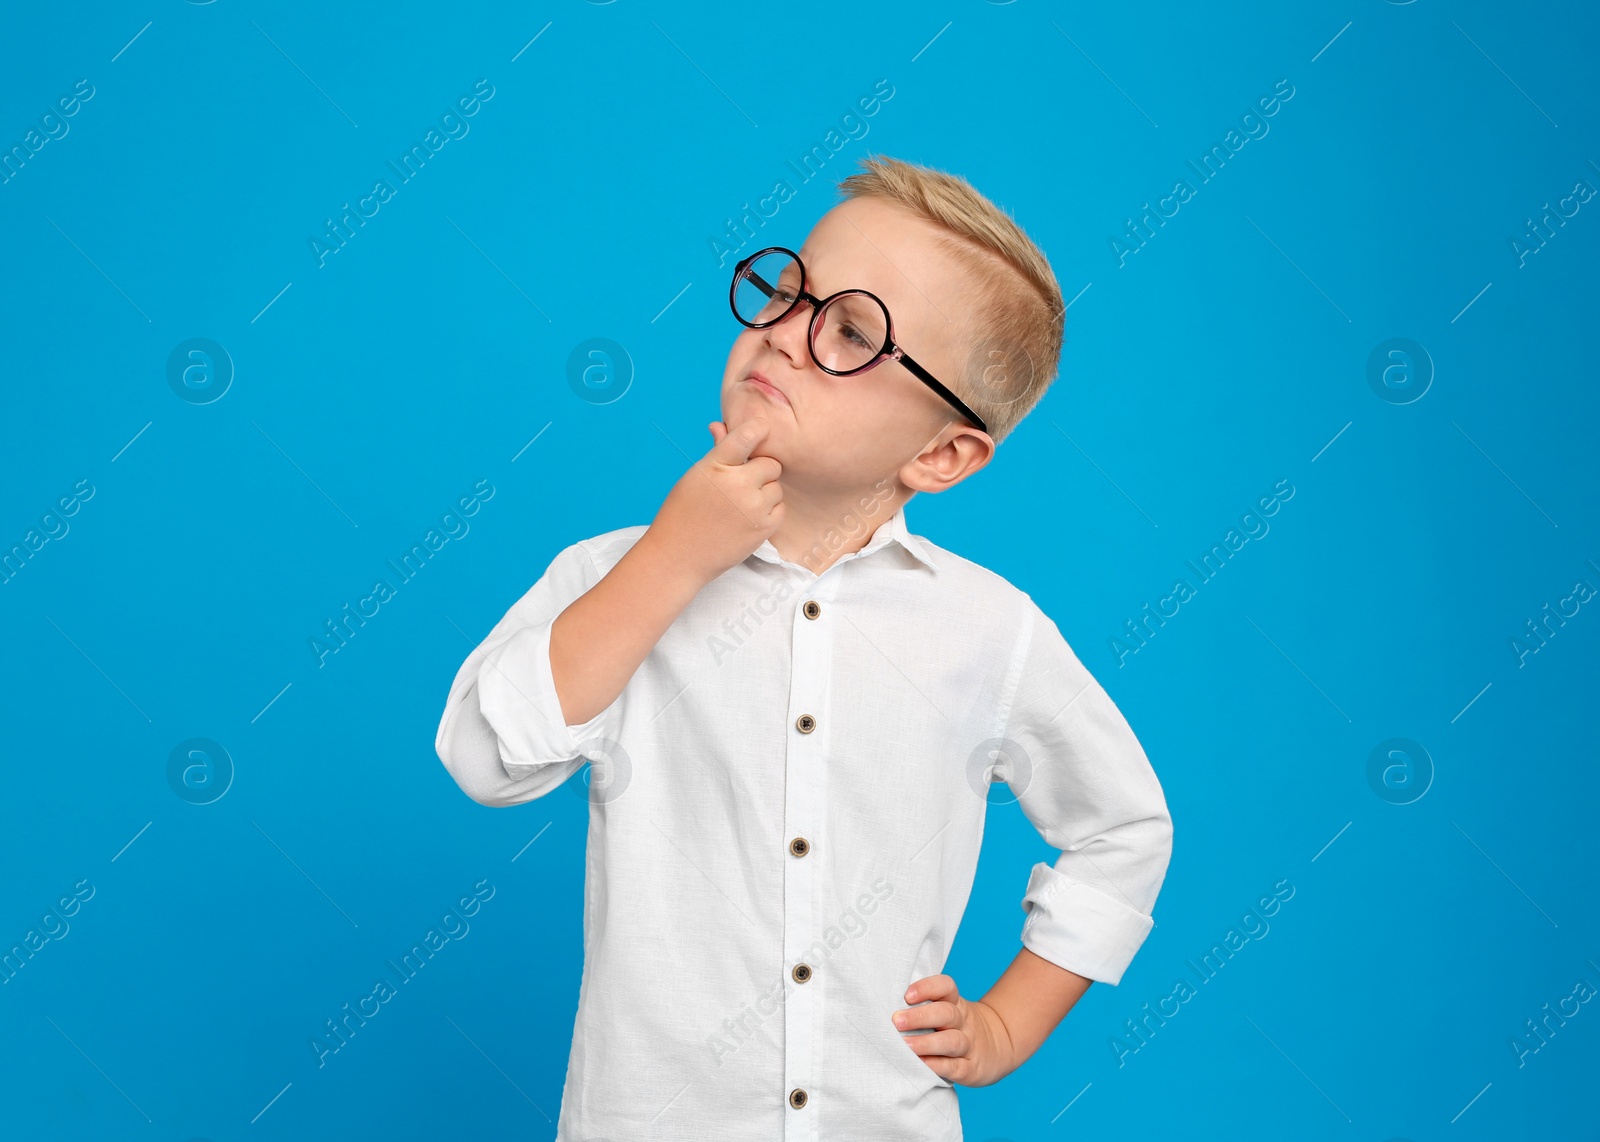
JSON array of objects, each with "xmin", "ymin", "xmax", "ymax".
[
  {"xmin": 997, "ymin": 597, "xmax": 1173, "ymax": 985},
  {"xmin": 434, "ymin": 539, "xmax": 624, "ymax": 807}
]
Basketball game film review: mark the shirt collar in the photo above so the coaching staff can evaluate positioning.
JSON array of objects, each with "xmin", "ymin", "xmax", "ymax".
[{"xmin": 746, "ymin": 500, "xmax": 941, "ymax": 574}]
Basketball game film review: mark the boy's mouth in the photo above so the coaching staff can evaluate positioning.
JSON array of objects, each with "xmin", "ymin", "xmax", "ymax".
[{"xmin": 742, "ymin": 372, "xmax": 790, "ymax": 406}]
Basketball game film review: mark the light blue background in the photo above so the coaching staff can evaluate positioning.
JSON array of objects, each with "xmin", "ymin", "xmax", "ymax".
[{"xmin": 2, "ymin": 2, "xmax": 1595, "ymax": 1139}]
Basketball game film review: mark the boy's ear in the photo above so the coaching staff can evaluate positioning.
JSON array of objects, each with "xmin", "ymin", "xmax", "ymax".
[{"xmin": 901, "ymin": 426, "xmax": 993, "ymax": 494}]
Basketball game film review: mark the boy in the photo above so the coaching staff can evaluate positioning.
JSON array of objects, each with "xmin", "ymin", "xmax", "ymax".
[{"xmin": 435, "ymin": 155, "xmax": 1173, "ymax": 1141}]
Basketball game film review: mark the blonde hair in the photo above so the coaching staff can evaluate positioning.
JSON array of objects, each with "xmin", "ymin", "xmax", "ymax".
[{"xmin": 836, "ymin": 154, "xmax": 1065, "ymax": 445}]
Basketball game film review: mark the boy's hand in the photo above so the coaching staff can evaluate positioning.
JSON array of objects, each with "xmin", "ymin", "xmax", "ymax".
[
  {"xmin": 643, "ymin": 417, "xmax": 784, "ymax": 585},
  {"xmin": 892, "ymin": 974, "xmax": 1017, "ymax": 1088}
]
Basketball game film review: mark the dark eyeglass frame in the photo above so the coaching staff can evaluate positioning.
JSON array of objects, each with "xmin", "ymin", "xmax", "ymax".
[{"xmin": 728, "ymin": 245, "xmax": 989, "ymax": 435}]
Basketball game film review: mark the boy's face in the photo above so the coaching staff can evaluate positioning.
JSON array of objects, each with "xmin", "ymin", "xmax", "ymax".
[{"xmin": 719, "ymin": 197, "xmax": 994, "ymax": 497}]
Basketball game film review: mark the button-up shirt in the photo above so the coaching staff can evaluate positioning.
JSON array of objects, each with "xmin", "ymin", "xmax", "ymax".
[{"xmin": 434, "ymin": 502, "xmax": 1173, "ymax": 1141}]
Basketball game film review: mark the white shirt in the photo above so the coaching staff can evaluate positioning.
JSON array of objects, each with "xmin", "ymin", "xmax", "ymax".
[{"xmin": 434, "ymin": 502, "xmax": 1173, "ymax": 1142}]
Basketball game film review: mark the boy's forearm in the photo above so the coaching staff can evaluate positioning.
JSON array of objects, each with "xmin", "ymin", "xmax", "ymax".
[
  {"xmin": 978, "ymin": 946, "xmax": 1094, "ymax": 1072},
  {"xmin": 549, "ymin": 531, "xmax": 708, "ymax": 726}
]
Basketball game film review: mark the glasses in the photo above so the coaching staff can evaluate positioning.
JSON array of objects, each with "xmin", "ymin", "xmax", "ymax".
[{"xmin": 728, "ymin": 245, "xmax": 989, "ymax": 435}]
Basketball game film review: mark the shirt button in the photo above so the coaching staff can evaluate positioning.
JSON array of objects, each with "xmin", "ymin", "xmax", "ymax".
[
  {"xmin": 803, "ymin": 600, "xmax": 821, "ymax": 620},
  {"xmin": 788, "ymin": 1087, "xmax": 808, "ymax": 1109},
  {"xmin": 788, "ymin": 836, "xmax": 810, "ymax": 857},
  {"xmin": 795, "ymin": 714, "xmax": 816, "ymax": 734},
  {"xmin": 791, "ymin": 962, "xmax": 813, "ymax": 983}
]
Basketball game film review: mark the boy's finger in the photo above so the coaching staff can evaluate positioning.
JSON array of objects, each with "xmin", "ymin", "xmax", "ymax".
[
  {"xmin": 712, "ymin": 416, "xmax": 769, "ymax": 465},
  {"xmin": 906, "ymin": 974, "xmax": 955, "ymax": 1002},
  {"xmin": 708, "ymin": 420, "xmax": 727, "ymax": 444}
]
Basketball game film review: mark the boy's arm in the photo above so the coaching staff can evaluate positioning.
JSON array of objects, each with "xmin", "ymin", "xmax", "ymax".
[
  {"xmin": 434, "ymin": 417, "xmax": 783, "ymax": 806},
  {"xmin": 551, "ymin": 416, "xmax": 785, "ymax": 725},
  {"xmin": 895, "ymin": 599, "xmax": 1172, "ymax": 1085},
  {"xmin": 992, "ymin": 598, "xmax": 1172, "ymax": 1052},
  {"xmin": 548, "ymin": 416, "xmax": 787, "ymax": 724},
  {"xmin": 433, "ymin": 538, "xmax": 637, "ymax": 807},
  {"xmin": 548, "ymin": 534, "xmax": 704, "ymax": 725},
  {"xmin": 975, "ymin": 946, "xmax": 1093, "ymax": 1073},
  {"xmin": 1005, "ymin": 597, "xmax": 1172, "ymax": 961}
]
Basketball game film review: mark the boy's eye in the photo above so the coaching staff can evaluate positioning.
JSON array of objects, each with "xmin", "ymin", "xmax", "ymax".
[{"xmin": 840, "ymin": 323, "xmax": 870, "ymax": 349}]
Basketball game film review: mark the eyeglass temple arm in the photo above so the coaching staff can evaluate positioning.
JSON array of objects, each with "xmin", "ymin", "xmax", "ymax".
[{"xmin": 898, "ymin": 354, "xmax": 989, "ymax": 435}]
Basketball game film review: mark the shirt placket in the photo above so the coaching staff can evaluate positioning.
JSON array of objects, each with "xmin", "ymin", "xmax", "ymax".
[{"xmin": 782, "ymin": 568, "xmax": 843, "ymax": 1140}]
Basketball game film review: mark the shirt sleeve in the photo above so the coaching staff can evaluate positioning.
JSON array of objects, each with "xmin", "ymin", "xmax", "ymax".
[
  {"xmin": 434, "ymin": 538, "xmax": 624, "ymax": 807},
  {"xmin": 996, "ymin": 597, "xmax": 1174, "ymax": 986}
]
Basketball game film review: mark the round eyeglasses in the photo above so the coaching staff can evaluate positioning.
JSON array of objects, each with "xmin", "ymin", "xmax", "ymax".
[{"xmin": 728, "ymin": 246, "xmax": 989, "ymax": 435}]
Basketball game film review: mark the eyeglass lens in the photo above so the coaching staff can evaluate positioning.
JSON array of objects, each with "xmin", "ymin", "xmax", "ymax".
[{"xmin": 733, "ymin": 250, "xmax": 888, "ymax": 373}]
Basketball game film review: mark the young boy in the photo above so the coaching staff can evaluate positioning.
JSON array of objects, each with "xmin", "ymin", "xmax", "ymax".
[{"xmin": 435, "ymin": 155, "xmax": 1173, "ymax": 1141}]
